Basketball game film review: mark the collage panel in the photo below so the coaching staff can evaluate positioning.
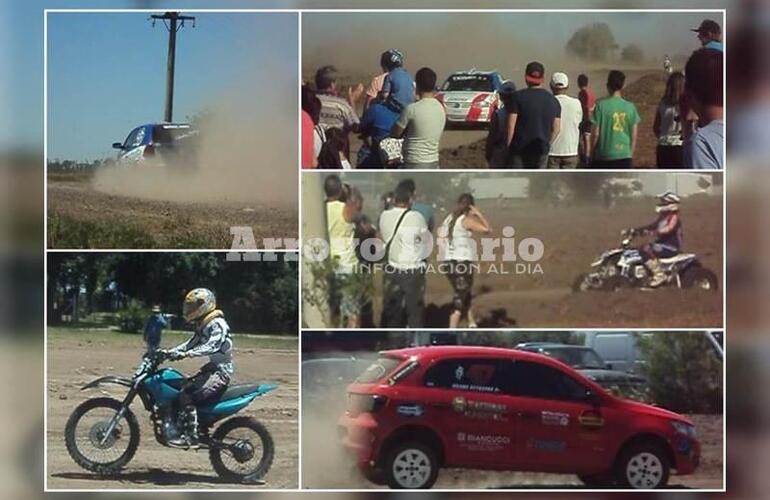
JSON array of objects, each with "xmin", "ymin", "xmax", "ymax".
[
  {"xmin": 301, "ymin": 10, "xmax": 723, "ymax": 170},
  {"xmin": 302, "ymin": 170, "xmax": 723, "ymax": 329},
  {"xmin": 46, "ymin": 11, "xmax": 299, "ymax": 249},
  {"xmin": 45, "ymin": 252, "xmax": 299, "ymax": 489},
  {"xmin": 301, "ymin": 329, "xmax": 723, "ymax": 490}
]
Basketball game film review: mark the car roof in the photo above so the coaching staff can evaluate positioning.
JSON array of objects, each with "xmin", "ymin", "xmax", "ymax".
[
  {"xmin": 139, "ymin": 123, "xmax": 192, "ymax": 129},
  {"xmin": 382, "ymin": 345, "xmax": 567, "ymax": 365},
  {"xmin": 448, "ymin": 69, "xmax": 499, "ymax": 76}
]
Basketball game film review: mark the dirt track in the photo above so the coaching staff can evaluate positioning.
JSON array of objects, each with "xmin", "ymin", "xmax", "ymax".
[
  {"xmin": 317, "ymin": 194, "xmax": 722, "ymax": 328},
  {"xmin": 46, "ymin": 331, "xmax": 298, "ymax": 489},
  {"xmin": 47, "ymin": 176, "xmax": 298, "ymax": 249}
]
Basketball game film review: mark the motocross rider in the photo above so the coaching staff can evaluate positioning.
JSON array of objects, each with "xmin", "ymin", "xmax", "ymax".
[
  {"xmin": 161, "ymin": 288, "xmax": 233, "ymax": 448},
  {"xmin": 630, "ymin": 191, "xmax": 682, "ymax": 288}
]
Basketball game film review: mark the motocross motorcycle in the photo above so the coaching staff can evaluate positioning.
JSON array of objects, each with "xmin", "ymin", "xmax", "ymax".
[
  {"xmin": 572, "ymin": 229, "xmax": 718, "ymax": 292},
  {"xmin": 64, "ymin": 349, "xmax": 276, "ymax": 483}
]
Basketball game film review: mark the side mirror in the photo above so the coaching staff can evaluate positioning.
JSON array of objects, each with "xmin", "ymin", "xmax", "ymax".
[
  {"xmin": 112, "ymin": 142, "xmax": 124, "ymax": 150},
  {"xmin": 605, "ymin": 363, "xmax": 613, "ymax": 370}
]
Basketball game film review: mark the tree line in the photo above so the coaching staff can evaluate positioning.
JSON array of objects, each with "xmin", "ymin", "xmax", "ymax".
[{"xmin": 47, "ymin": 253, "xmax": 298, "ymax": 335}]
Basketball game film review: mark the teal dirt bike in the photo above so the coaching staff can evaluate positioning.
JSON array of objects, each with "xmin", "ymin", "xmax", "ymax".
[{"xmin": 64, "ymin": 349, "xmax": 276, "ymax": 483}]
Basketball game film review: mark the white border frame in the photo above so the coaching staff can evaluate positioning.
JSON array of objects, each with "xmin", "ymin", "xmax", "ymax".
[{"xmin": 43, "ymin": 6, "xmax": 727, "ymax": 494}]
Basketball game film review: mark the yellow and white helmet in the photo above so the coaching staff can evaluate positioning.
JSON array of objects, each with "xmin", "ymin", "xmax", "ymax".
[{"xmin": 182, "ymin": 288, "xmax": 216, "ymax": 323}]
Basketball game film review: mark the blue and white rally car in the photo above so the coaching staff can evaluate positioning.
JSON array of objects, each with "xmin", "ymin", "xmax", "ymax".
[
  {"xmin": 112, "ymin": 123, "xmax": 198, "ymax": 166},
  {"xmin": 435, "ymin": 69, "xmax": 508, "ymax": 126}
]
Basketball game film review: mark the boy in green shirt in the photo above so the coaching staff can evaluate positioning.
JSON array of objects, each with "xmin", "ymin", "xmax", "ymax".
[{"xmin": 590, "ymin": 70, "xmax": 641, "ymax": 168}]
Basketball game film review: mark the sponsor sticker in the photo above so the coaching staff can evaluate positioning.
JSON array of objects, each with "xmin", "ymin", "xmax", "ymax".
[
  {"xmin": 542, "ymin": 411, "xmax": 570, "ymax": 427},
  {"xmin": 457, "ymin": 432, "xmax": 511, "ymax": 451},
  {"xmin": 527, "ymin": 438, "xmax": 566, "ymax": 452},
  {"xmin": 397, "ymin": 404, "xmax": 424, "ymax": 417}
]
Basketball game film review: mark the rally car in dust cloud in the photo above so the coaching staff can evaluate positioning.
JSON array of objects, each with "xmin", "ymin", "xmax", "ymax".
[
  {"xmin": 112, "ymin": 123, "xmax": 199, "ymax": 167},
  {"xmin": 435, "ymin": 70, "xmax": 507, "ymax": 126}
]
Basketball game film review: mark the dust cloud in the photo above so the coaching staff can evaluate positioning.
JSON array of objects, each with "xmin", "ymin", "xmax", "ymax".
[{"xmin": 92, "ymin": 74, "xmax": 298, "ymax": 207}]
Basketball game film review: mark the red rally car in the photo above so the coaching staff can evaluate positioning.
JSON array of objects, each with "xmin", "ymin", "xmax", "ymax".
[{"xmin": 338, "ymin": 346, "xmax": 700, "ymax": 489}]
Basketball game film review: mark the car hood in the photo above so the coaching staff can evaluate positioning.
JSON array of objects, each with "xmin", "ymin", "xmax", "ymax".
[
  {"xmin": 439, "ymin": 91, "xmax": 493, "ymax": 102},
  {"xmin": 578, "ymin": 369, "xmax": 646, "ymax": 384},
  {"xmin": 617, "ymin": 398, "xmax": 692, "ymax": 424}
]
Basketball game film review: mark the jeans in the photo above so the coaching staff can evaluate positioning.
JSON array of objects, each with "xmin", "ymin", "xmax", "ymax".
[
  {"xmin": 381, "ymin": 266, "xmax": 426, "ymax": 327},
  {"xmin": 510, "ymin": 152, "xmax": 549, "ymax": 169}
]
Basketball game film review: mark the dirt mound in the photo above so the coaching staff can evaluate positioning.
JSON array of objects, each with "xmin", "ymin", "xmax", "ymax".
[{"xmin": 439, "ymin": 71, "xmax": 668, "ymax": 168}]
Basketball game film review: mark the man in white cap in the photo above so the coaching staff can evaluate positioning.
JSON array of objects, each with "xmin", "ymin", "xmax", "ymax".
[{"xmin": 547, "ymin": 72, "xmax": 583, "ymax": 169}]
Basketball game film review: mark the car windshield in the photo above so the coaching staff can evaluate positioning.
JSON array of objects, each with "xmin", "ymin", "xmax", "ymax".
[
  {"xmin": 543, "ymin": 348, "xmax": 606, "ymax": 369},
  {"xmin": 355, "ymin": 356, "xmax": 403, "ymax": 384},
  {"xmin": 153, "ymin": 126, "xmax": 193, "ymax": 144},
  {"xmin": 442, "ymin": 74, "xmax": 493, "ymax": 92}
]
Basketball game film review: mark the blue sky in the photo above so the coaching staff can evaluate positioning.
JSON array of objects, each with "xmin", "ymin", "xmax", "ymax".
[{"xmin": 46, "ymin": 10, "xmax": 297, "ymax": 161}]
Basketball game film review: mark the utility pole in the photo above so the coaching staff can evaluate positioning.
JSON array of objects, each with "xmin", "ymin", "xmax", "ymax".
[{"xmin": 150, "ymin": 12, "xmax": 195, "ymax": 123}]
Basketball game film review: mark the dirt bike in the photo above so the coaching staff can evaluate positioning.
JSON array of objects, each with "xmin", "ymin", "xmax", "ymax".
[
  {"xmin": 64, "ymin": 349, "xmax": 276, "ymax": 483},
  {"xmin": 572, "ymin": 229, "xmax": 718, "ymax": 292}
]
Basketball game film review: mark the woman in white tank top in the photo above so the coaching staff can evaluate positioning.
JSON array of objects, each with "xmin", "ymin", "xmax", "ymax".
[{"xmin": 438, "ymin": 194, "xmax": 492, "ymax": 328}]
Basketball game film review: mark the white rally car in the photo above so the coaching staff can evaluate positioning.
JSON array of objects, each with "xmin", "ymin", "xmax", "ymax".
[{"xmin": 436, "ymin": 70, "xmax": 507, "ymax": 126}]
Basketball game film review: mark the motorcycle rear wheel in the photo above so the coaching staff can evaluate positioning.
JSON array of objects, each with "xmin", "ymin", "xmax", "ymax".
[
  {"xmin": 64, "ymin": 397, "xmax": 140, "ymax": 475},
  {"xmin": 681, "ymin": 266, "xmax": 718, "ymax": 291},
  {"xmin": 209, "ymin": 416, "xmax": 274, "ymax": 483}
]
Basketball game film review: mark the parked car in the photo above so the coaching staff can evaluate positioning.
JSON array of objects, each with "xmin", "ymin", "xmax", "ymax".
[
  {"xmin": 339, "ymin": 345, "xmax": 700, "ymax": 489},
  {"xmin": 516, "ymin": 342, "xmax": 647, "ymax": 391},
  {"xmin": 435, "ymin": 70, "xmax": 506, "ymax": 126},
  {"xmin": 112, "ymin": 123, "xmax": 198, "ymax": 166}
]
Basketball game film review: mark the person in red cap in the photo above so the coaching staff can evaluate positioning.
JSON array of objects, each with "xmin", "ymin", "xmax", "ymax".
[
  {"xmin": 692, "ymin": 19, "xmax": 723, "ymax": 51},
  {"xmin": 505, "ymin": 61, "xmax": 561, "ymax": 168}
]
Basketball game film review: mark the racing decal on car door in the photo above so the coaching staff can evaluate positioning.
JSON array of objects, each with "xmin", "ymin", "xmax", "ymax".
[
  {"xmin": 456, "ymin": 432, "xmax": 511, "ymax": 452},
  {"xmin": 541, "ymin": 411, "xmax": 570, "ymax": 426},
  {"xmin": 452, "ymin": 397, "xmax": 509, "ymax": 421}
]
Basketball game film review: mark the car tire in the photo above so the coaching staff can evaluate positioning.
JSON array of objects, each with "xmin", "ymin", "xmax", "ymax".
[
  {"xmin": 384, "ymin": 441, "xmax": 439, "ymax": 489},
  {"xmin": 615, "ymin": 442, "xmax": 670, "ymax": 489},
  {"xmin": 578, "ymin": 473, "xmax": 616, "ymax": 488}
]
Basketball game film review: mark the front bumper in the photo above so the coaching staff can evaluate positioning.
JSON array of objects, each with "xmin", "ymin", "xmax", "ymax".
[{"xmin": 673, "ymin": 436, "xmax": 701, "ymax": 474}]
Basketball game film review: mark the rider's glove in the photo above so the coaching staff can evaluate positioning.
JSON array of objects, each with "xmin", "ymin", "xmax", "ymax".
[{"xmin": 166, "ymin": 350, "xmax": 187, "ymax": 361}]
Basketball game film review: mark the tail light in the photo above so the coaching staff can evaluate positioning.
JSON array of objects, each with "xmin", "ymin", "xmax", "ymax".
[
  {"xmin": 347, "ymin": 393, "xmax": 389, "ymax": 416},
  {"xmin": 143, "ymin": 145, "xmax": 156, "ymax": 157}
]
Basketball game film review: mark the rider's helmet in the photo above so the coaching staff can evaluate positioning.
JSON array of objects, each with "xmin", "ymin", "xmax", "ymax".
[
  {"xmin": 655, "ymin": 191, "xmax": 681, "ymax": 213},
  {"xmin": 380, "ymin": 49, "xmax": 405, "ymax": 71},
  {"xmin": 182, "ymin": 288, "xmax": 216, "ymax": 323}
]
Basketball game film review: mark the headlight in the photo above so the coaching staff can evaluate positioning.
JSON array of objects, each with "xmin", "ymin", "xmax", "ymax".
[{"xmin": 672, "ymin": 421, "xmax": 697, "ymax": 438}]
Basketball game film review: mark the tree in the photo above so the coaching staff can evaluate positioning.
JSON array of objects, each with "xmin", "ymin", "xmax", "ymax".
[
  {"xmin": 565, "ymin": 23, "xmax": 618, "ymax": 61},
  {"xmin": 636, "ymin": 332, "xmax": 722, "ymax": 413},
  {"xmin": 621, "ymin": 43, "xmax": 645, "ymax": 64}
]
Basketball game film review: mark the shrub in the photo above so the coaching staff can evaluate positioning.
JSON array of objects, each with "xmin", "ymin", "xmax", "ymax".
[
  {"xmin": 637, "ymin": 332, "xmax": 722, "ymax": 413},
  {"xmin": 117, "ymin": 300, "xmax": 149, "ymax": 334}
]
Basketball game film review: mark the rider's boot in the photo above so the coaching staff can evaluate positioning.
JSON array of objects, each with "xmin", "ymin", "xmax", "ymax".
[
  {"xmin": 167, "ymin": 405, "xmax": 199, "ymax": 449},
  {"xmin": 646, "ymin": 258, "xmax": 667, "ymax": 288}
]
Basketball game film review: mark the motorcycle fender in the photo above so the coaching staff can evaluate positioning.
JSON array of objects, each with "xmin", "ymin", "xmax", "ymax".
[
  {"xmin": 591, "ymin": 248, "xmax": 624, "ymax": 267},
  {"xmin": 81, "ymin": 376, "xmax": 133, "ymax": 391}
]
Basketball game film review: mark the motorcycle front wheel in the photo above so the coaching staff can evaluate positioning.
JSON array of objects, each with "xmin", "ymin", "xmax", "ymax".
[
  {"xmin": 209, "ymin": 417, "xmax": 274, "ymax": 483},
  {"xmin": 64, "ymin": 397, "xmax": 140, "ymax": 475}
]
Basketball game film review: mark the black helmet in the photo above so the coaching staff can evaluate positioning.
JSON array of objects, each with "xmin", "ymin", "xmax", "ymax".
[{"xmin": 380, "ymin": 49, "xmax": 405, "ymax": 71}]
